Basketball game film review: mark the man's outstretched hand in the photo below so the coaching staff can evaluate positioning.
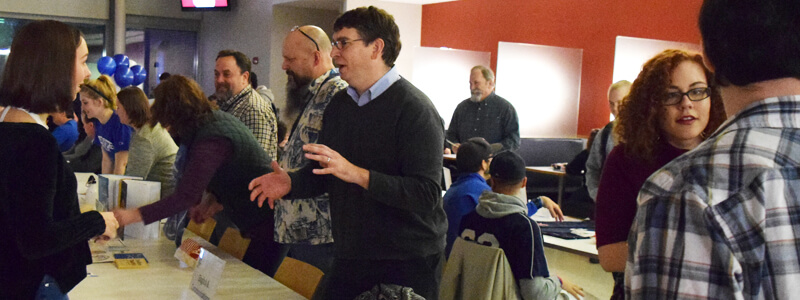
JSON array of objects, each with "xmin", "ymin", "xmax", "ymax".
[{"xmin": 249, "ymin": 160, "xmax": 291, "ymax": 209}]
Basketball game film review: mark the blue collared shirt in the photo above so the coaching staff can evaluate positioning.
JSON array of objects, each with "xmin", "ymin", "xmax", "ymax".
[{"xmin": 346, "ymin": 66, "xmax": 401, "ymax": 106}]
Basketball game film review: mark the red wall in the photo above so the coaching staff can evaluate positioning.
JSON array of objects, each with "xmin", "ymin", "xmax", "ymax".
[{"xmin": 421, "ymin": 0, "xmax": 703, "ymax": 136}]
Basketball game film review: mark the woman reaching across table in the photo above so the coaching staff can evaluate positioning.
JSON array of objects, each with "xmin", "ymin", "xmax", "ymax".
[{"xmin": 113, "ymin": 75, "xmax": 287, "ymax": 277}]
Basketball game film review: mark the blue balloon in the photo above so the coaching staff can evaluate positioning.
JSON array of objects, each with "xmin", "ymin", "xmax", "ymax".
[
  {"xmin": 113, "ymin": 54, "xmax": 130, "ymax": 70},
  {"xmin": 114, "ymin": 67, "xmax": 134, "ymax": 88},
  {"xmin": 130, "ymin": 65, "xmax": 147, "ymax": 86},
  {"xmin": 97, "ymin": 56, "xmax": 116, "ymax": 75}
]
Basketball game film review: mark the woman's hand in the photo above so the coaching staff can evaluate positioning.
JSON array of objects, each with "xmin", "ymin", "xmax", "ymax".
[
  {"xmin": 113, "ymin": 208, "xmax": 142, "ymax": 227},
  {"xmin": 95, "ymin": 211, "xmax": 119, "ymax": 242}
]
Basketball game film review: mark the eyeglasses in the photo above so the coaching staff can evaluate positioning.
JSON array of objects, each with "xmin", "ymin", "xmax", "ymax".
[
  {"xmin": 291, "ymin": 26, "xmax": 319, "ymax": 52},
  {"xmin": 331, "ymin": 39, "xmax": 364, "ymax": 50},
  {"xmin": 662, "ymin": 87, "xmax": 710, "ymax": 106}
]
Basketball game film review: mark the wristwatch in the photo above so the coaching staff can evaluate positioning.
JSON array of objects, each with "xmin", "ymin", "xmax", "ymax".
[{"xmin": 533, "ymin": 196, "xmax": 543, "ymax": 208}]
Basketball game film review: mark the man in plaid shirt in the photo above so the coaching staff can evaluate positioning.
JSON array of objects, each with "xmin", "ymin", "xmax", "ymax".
[
  {"xmin": 627, "ymin": 1, "xmax": 800, "ymax": 299},
  {"xmin": 214, "ymin": 50, "xmax": 278, "ymax": 159}
]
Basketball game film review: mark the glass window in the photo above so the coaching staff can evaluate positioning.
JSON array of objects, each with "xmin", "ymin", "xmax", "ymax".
[{"xmin": 0, "ymin": 17, "xmax": 105, "ymax": 82}]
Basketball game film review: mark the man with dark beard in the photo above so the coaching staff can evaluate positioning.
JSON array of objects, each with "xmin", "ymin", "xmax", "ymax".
[
  {"xmin": 275, "ymin": 25, "xmax": 347, "ymax": 276},
  {"xmin": 446, "ymin": 65, "xmax": 519, "ymax": 153}
]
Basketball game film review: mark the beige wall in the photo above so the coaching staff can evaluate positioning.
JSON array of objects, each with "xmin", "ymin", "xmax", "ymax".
[
  {"xmin": 345, "ymin": 0, "xmax": 421, "ymax": 81},
  {"xmin": 0, "ymin": 0, "xmax": 201, "ymax": 21},
  {"xmin": 195, "ymin": 1, "xmax": 273, "ymax": 96},
  {"xmin": 0, "ymin": 0, "xmax": 108, "ymax": 20}
]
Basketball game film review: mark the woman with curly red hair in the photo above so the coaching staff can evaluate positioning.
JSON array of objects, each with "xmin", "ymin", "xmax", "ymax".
[{"xmin": 594, "ymin": 49, "xmax": 727, "ymax": 299}]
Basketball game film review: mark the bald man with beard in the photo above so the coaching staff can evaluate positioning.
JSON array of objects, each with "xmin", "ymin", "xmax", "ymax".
[{"xmin": 275, "ymin": 25, "xmax": 348, "ymax": 275}]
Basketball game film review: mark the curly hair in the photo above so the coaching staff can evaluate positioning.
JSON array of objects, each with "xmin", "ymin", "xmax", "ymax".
[
  {"xmin": 150, "ymin": 75, "xmax": 217, "ymax": 137},
  {"xmin": 614, "ymin": 49, "xmax": 726, "ymax": 163}
]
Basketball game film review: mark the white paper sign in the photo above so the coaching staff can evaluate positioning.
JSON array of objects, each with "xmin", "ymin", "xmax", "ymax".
[{"xmin": 190, "ymin": 248, "xmax": 226, "ymax": 300}]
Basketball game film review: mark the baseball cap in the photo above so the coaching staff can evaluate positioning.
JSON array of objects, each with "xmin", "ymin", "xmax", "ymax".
[{"xmin": 489, "ymin": 151, "xmax": 526, "ymax": 182}]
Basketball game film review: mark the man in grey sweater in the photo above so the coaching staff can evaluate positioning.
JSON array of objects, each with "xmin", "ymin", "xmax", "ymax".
[{"xmin": 460, "ymin": 151, "xmax": 584, "ymax": 299}]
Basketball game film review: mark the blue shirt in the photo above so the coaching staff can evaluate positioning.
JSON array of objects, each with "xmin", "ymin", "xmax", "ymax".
[
  {"xmin": 93, "ymin": 112, "xmax": 133, "ymax": 158},
  {"xmin": 443, "ymin": 172, "xmax": 490, "ymax": 257},
  {"xmin": 346, "ymin": 66, "xmax": 401, "ymax": 107},
  {"xmin": 52, "ymin": 119, "xmax": 78, "ymax": 152}
]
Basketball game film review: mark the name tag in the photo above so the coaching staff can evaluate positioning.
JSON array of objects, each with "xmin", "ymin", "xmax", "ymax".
[{"xmin": 190, "ymin": 248, "xmax": 226, "ymax": 300}]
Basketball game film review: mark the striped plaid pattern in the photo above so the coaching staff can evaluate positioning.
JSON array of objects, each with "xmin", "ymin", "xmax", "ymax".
[
  {"xmin": 217, "ymin": 85, "xmax": 278, "ymax": 159},
  {"xmin": 627, "ymin": 96, "xmax": 800, "ymax": 299}
]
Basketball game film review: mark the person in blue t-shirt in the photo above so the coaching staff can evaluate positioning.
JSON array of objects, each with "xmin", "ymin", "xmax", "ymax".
[
  {"xmin": 459, "ymin": 151, "xmax": 584, "ymax": 299},
  {"xmin": 443, "ymin": 137, "xmax": 563, "ymax": 257},
  {"xmin": 80, "ymin": 75, "xmax": 132, "ymax": 174},
  {"xmin": 50, "ymin": 106, "xmax": 79, "ymax": 152}
]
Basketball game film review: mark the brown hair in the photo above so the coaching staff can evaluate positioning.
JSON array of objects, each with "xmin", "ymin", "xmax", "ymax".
[
  {"xmin": 0, "ymin": 20, "xmax": 83, "ymax": 113},
  {"xmin": 334, "ymin": 6, "xmax": 401, "ymax": 67},
  {"xmin": 80, "ymin": 75, "xmax": 118, "ymax": 110},
  {"xmin": 117, "ymin": 87, "xmax": 150, "ymax": 129},
  {"xmin": 150, "ymin": 75, "xmax": 217, "ymax": 137},
  {"xmin": 615, "ymin": 49, "xmax": 726, "ymax": 162}
]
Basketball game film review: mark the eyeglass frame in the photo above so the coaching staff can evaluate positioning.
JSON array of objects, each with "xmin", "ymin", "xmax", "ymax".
[
  {"xmin": 331, "ymin": 39, "xmax": 364, "ymax": 50},
  {"xmin": 291, "ymin": 26, "xmax": 319, "ymax": 52},
  {"xmin": 662, "ymin": 87, "xmax": 710, "ymax": 106}
]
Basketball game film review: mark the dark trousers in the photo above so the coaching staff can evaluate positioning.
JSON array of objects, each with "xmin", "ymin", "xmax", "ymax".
[
  {"xmin": 240, "ymin": 219, "xmax": 290, "ymax": 277},
  {"xmin": 323, "ymin": 252, "xmax": 444, "ymax": 300}
]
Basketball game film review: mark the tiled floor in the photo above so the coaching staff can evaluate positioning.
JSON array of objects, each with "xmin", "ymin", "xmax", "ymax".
[{"xmin": 544, "ymin": 247, "xmax": 613, "ymax": 300}]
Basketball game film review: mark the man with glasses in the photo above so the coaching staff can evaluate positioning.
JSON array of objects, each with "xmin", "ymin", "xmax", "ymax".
[
  {"xmin": 627, "ymin": 1, "xmax": 800, "ymax": 298},
  {"xmin": 250, "ymin": 6, "xmax": 447, "ymax": 299},
  {"xmin": 274, "ymin": 25, "xmax": 347, "ymax": 276},
  {"xmin": 446, "ymin": 65, "xmax": 519, "ymax": 153}
]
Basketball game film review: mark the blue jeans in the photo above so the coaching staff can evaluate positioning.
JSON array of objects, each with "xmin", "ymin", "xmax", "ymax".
[{"xmin": 36, "ymin": 275, "xmax": 69, "ymax": 300}]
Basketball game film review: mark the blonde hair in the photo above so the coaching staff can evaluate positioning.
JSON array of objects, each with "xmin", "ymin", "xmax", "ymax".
[{"xmin": 80, "ymin": 75, "xmax": 118, "ymax": 110}]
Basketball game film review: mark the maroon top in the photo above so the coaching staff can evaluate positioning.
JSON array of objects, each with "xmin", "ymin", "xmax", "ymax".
[
  {"xmin": 595, "ymin": 142, "xmax": 687, "ymax": 248},
  {"xmin": 138, "ymin": 137, "xmax": 232, "ymax": 224}
]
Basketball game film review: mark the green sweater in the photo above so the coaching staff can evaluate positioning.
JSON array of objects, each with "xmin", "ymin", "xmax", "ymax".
[
  {"xmin": 290, "ymin": 78, "xmax": 447, "ymax": 260},
  {"xmin": 188, "ymin": 110, "xmax": 274, "ymax": 233}
]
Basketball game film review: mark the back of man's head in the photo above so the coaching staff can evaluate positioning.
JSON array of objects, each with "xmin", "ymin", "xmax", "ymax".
[
  {"xmin": 334, "ymin": 6, "xmax": 401, "ymax": 67},
  {"xmin": 489, "ymin": 151, "xmax": 526, "ymax": 192},
  {"xmin": 699, "ymin": 0, "xmax": 800, "ymax": 86},
  {"xmin": 456, "ymin": 137, "xmax": 492, "ymax": 173}
]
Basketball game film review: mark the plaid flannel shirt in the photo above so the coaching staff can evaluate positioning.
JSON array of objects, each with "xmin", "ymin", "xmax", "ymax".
[
  {"xmin": 217, "ymin": 85, "xmax": 278, "ymax": 159},
  {"xmin": 274, "ymin": 69, "xmax": 348, "ymax": 244},
  {"xmin": 627, "ymin": 96, "xmax": 800, "ymax": 299}
]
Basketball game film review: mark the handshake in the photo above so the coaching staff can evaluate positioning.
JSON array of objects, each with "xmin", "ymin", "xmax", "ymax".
[{"xmin": 95, "ymin": 211, "xmax": 120, "ymax": 243}]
